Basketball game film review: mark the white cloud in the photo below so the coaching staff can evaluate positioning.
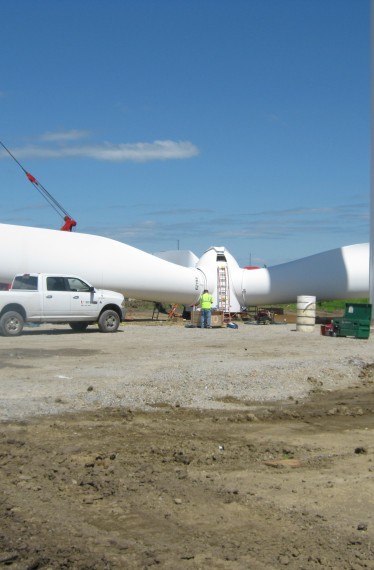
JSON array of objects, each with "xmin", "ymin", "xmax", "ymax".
[
  {"xmin": 0, "ymin": 139, "xmax": 199, "ymax": 162},
  {"xmin": 40, "ymin": 130, "xmax": 92, "ymax": 142},
  {"xmin": 78, "ymin": 140, "xmax": 199, "ymax": 162}
]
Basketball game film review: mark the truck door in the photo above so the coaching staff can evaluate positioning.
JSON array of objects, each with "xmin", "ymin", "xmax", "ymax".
[
  {"xmin": 66, "ymin": 277, "xmax": 99, "ymax": 318},
  {"xmin": 43, "ymin": 276, "xmax": 71, "ymax": 318}
]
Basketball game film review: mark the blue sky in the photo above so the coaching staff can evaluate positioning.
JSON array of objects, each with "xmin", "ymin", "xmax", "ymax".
[{"xmin": 0, "ymin": 0, "xmax": 370, "ymax": 267}]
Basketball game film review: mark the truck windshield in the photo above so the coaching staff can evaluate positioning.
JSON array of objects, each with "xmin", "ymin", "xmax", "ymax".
[{"xmin": 12, "ymin": 275, "xmax": 38, "ymax": 290}]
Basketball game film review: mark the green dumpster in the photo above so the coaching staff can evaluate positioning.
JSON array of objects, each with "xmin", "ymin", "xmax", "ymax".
[{"xmin": 332, "ymin": 303, "xmax": 372, "ymax": 339}]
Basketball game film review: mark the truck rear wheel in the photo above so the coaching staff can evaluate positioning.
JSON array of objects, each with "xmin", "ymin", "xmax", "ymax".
[
  {"xmin": 69, "ymin": 322, "xmax": 89, "ymax": 332},
  {"xmin": 0, "ymin": 311, "xmax": 24, "ymax": 336},
  {"xmin": 98, "ymin": 310, "xmax": 120, "ymax": 333}
]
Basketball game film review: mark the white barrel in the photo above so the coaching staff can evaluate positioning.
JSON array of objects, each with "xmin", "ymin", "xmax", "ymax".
[{"xmin": 296, "ymin": 295, "xmax": 316, "ymax": 333}]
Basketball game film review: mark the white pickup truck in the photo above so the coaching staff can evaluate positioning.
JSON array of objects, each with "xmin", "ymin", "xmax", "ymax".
[{"xmin": 0, "ymin": 273, "xmax": 125, "ymax": 336}]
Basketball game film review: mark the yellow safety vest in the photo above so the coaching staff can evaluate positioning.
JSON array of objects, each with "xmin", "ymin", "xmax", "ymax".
[{"xmin": 200, "ymin": 292, "xmax": 213, "ymax": 309}]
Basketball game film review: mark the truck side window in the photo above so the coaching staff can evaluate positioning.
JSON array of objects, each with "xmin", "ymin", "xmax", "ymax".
[
  {"xmin": 47, "ymin": 277, "xmax": 66, "ymax": 291},
  {"xmin": 12, "ymin": 275, "xmax": 38, "ymax": 290},
  {"xmin": 67, "ymin": 277, "xmax": 91, "ymax": 292}
]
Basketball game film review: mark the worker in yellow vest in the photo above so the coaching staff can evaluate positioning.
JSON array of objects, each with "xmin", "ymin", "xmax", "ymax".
[{"xmin": 199, "ymin": 289, "xmax": 214, "ymax": 328}]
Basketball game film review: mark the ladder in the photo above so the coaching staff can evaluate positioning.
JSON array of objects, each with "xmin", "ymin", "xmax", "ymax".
[{"xmin": 217, "ymin": 266, "xmax": 231, "ymax": 322}]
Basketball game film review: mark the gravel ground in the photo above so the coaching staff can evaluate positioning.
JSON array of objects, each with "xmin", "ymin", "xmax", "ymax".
[
  {"xmin": 0, "ymin": 320, "xmax": 373, "ymax": 421},
  {"xmin": 1, "ymin": 320, "xmax": 374, "ymax": 569}
]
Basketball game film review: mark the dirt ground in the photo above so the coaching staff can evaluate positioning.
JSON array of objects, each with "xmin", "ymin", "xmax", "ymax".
[{"xmin": 0, "ymin": 312, "xmax": 374, "ymax": 569}]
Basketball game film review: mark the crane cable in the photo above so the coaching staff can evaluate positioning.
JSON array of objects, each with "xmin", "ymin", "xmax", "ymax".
[{"xmin": 0, "ymin": 140, "xmax": 73, "ymax": 221}]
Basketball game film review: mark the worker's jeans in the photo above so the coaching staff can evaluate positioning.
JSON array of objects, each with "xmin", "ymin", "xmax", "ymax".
[{"xmin": 200, "ymin": 309, "xmax": 211, "ymax": 328}]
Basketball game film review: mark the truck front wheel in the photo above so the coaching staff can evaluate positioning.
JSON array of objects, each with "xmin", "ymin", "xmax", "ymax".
[
  {"xmin": 98, "ymin": 310, "xmax": 120, "ymax": 333},
  {"xmin": 0, "ymin": 311, "xmax": 24, "ymax": 336}
]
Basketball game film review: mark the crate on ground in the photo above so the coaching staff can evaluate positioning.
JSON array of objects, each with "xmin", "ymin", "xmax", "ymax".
[{"xmin": 190, "ymin": 310, "xmax": 224, "ymax": 327}]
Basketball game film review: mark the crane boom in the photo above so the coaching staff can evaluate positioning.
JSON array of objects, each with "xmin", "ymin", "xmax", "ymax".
[{"xmin": 0, "ymin": 140, "xmax": 77, "ymax": 231}]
